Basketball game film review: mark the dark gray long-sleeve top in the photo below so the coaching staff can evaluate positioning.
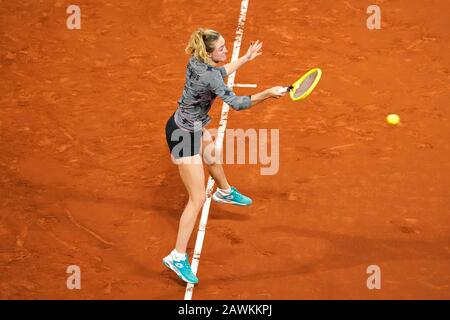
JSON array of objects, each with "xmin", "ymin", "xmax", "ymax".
[{"xmin": 174, "ymin": 57, "xmax": 251, "ymax": 132}]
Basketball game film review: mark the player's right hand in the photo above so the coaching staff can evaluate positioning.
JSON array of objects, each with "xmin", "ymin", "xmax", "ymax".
[{"xmin": 268, "ymin": 86, "xmax": 287, "ymax": 98}]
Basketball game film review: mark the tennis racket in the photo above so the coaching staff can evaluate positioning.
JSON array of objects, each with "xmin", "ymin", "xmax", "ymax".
[{"xmin": 279, "ymin": 68, "xmax": 322, "ymax": 101}]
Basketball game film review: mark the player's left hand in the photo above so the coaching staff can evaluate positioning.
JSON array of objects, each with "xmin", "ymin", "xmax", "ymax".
[{"xmin": 245, "ymin": 40, "xmax": 263, "ymax": 61}]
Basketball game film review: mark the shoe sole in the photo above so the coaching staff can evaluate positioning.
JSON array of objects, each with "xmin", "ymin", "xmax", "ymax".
[
  {"xmin": 212, "ymin": 193, "xmax": 252, "ymax": 206},
  {"xmin": 162, "ymin": 258, "xmax": 198, "ymax": 284}
]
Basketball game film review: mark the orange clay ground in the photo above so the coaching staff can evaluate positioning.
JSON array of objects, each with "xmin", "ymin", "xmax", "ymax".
[{"xmin": 0, "ymin": 0, "xmax": 449, "ymax": 299}]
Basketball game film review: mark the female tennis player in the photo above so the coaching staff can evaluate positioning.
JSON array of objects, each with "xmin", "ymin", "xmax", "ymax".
[{"xmin": 163, "ymin": 28, "xmax": 286, "ymax": 284}]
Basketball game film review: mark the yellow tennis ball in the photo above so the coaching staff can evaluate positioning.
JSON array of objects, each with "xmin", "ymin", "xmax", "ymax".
[{"xmin": 386, "ymin": 114, "xmax": 400, "ymax": 125}]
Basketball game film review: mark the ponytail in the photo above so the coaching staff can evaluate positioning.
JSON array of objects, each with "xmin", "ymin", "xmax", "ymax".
[{"xmin": 185, "ymin": 28, "xmax": 220, "ymax": 65}]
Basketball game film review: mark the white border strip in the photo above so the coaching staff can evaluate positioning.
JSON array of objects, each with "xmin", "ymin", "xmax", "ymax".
[
  {"xmin": 184, "ymin": 0, "xmax": 250, "ymax": 300},
  {"xmin": 234, "ymin": 83, "xmax": 257, "ymax": 88}
]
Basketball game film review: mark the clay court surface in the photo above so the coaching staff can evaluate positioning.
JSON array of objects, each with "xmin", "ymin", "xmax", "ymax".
[{"xmin": 1, "ymin": 0, "xmax": 449, "ymax": 299}]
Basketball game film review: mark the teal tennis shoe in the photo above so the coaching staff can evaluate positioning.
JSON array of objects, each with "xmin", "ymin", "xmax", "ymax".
[
  {"xmin": 163, "ymin": 252, "xmax": 199, "ymax": 284},
  {"xmin": 212, "ymin": 186, "xmax": 252, "ymax": 206}
]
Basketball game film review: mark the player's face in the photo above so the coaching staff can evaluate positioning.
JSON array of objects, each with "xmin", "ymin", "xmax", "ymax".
[{"xmin": 209, "ymin": 36, "xmax": 228, "ymax": 63}]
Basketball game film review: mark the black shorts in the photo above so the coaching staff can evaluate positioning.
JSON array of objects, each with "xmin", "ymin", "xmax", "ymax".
[{"xmin": 165, "ymin": 113, "xmax": 203, "ymax": 159}]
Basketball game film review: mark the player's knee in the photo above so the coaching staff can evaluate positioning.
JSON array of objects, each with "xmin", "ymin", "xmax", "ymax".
[
  {"xmin": 190, "ymin": 193, "xmax": 206, "ymax": 208},
  {"xmin": 203, "ymin": 148, "xmax": 221, "ymax": 165},
  {"xmin": 203, "ymin": 153, "xmax": 217, "ymax": 165}
]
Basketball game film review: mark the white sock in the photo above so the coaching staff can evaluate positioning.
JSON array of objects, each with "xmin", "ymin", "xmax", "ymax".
[
  {"xmin": 218, "ymin": 186, "xmax": 232, "ymax": 195},
  {"xmin": 171, "ymin": 249, "xmax": 186, "ymax": 261}
]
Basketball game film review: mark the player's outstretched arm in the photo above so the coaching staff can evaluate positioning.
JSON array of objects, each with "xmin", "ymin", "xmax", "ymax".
[{"xmin": 249, "ymin": 86, "xmax": 286, "ymax": 107}]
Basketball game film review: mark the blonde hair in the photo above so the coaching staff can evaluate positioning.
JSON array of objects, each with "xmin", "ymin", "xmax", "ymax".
[{"xmin": 185, "ymin": 28, "xmax": 221, "ymax": 65}]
